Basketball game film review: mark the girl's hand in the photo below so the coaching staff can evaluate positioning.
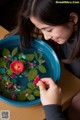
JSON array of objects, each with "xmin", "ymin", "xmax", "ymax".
[{"xmin": 37, "ymin": 78, "xmax": 62, "ymax": 106}]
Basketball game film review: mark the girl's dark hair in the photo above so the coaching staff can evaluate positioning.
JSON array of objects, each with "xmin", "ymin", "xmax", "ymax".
[{"xmin": 17, "ymin": 0, "xmax": 80, "ymax": 63}]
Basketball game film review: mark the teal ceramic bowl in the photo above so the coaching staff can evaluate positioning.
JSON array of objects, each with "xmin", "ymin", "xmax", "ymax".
[{"xmin": 0, "ymin": 35, "xmax": 61, "ymax": 107}]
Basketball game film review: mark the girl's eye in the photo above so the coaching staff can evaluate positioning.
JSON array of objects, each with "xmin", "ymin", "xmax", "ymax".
[{"xmin": 47, "ymin": 29, "xmax": 53, "ymax": 32}]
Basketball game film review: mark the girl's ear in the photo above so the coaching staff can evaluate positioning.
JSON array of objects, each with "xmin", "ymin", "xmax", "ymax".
[{"xmin": 70, "ymin": 12, "xmax": 78, "ymax": 24}]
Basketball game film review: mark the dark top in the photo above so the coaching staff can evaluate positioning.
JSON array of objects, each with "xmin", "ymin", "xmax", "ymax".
[
  {"xmin": 61, "ymin": 31, "xmax": 80, "ymax": 78},
  {"xmin": 43, "ymin": 105, "xmax": 65, "ymax": 120}
]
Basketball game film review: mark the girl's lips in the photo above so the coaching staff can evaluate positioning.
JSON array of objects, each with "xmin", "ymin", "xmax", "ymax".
[
  {"xmin": 51, "ymin": 37, "xmax": 60, "ymax": 43},
  {"xmin": 54, "ymin": 39, "xmax": 59, "ymax": 42}
]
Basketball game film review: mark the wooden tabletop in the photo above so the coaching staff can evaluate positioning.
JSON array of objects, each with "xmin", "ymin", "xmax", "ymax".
[
  {"xmin": 0, "ymin": 26, "xmax": 80, "ymax": 120},
  {"xmin": 0, "ymin": 26, "xmax": 9, "ymax": 40}
]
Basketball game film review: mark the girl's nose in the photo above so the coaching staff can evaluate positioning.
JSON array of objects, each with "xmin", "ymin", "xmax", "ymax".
[
  {"xmin": 44, "ymin": 35, "xmax": 52, "ymax": 40},
  {"xmin": 43, "ymin": 32, "xmax": 52, "ymax": 40}
]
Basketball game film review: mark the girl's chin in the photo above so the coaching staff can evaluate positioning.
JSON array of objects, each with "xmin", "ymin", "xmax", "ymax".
[
  {"xmin": 55, "ymin": 40, "xmax": 65, "ymax": 44},
  {"xmin": 58, "ymin": 41, "xmax": 66, "ymax": 45}
]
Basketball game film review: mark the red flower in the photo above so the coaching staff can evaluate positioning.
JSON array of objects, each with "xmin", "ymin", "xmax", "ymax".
[
  {"xmin": 10, "ymin": 60, "xmax": 24, "ymax": 74},
  {"xmin": 33, "ymin": 75, "xmax": 40, "ymax": 84}
]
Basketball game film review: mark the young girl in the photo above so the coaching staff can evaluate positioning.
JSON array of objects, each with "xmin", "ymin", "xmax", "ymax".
[{"xmin": 16, "ymin": 0, "xmax": 80, "ymax": 119}]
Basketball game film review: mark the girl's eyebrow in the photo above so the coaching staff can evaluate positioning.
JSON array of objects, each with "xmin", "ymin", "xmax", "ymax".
[{"xmin": 41, "ymin": 26, "xmax": 51, "ymax": 30}]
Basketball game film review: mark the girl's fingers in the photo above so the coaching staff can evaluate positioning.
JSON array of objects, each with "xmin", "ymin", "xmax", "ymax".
[
  {"xmin": 40, "ymin": 78, "xmax": 56, "ymax": 87},
  {"xmin": 37, "ymin": 81, "xmax": 46, "ymax": 92}
]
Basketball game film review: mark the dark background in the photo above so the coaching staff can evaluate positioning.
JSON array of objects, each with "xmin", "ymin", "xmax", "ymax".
[{"xmin": 0, "ymin": 0, "xmax": 22, "ymax": 31}]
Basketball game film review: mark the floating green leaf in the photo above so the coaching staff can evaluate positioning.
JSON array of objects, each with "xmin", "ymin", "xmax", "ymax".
[
  {"xmin": 33, "ymin": 89, "xmax": 40, "ymax": 97},
  {"xmin": 39, "ymin": 52, "xmax": 43, "ymax": 60},
  {"xmin": 39, "ymin": 65, "xmax": 46, "ymax": 73},
  {"xmin": 12, "ymin": 47, "xmax": 18, "ymax": 57},
  {"xmin": 27, "ymin": 94, "xmax": 35, "ymax": 101},
  {"xmin": 0, "ymin": 58, "xmax": 6, "ymax": 67},
  {"xmin": 26, "ymin": 54, "xmax": 34, "ymax": 61},
  {"xmin": 18, "ymin": 52, "xmax": 24, "ymax": 59},
  {"xmin": 34, "ymin": 52, "xmax": 39, "ymax": 61},
  {"xmin": 26, "ymin": 88, "xmax": 33, "ymax": 94},
  {"xmin": 17, "ymin": 92, "xmax": 26, "ymax": 101},
  {"xmin": 28, "ymin": 82, "xmax": 35, "ymax": 89},
  {"xmin": 38, "ymin": 59, "xmax": 42, "ymax": 65},
  {"xmin": 28, "ymin": 69, "xmax": 38, "ymax": 80},
  {"xmin": 7, "ymin": 69, "xmax": 13, "ymax": 75},
  {"xmin": 2, "ymin": 48, "xmax": 10, "ymax": 57}
]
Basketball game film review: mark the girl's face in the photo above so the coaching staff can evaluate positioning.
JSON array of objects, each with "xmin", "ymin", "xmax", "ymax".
[{"xmin": 30, "ymin": 16, "xmax": 74, "ymax": 44}]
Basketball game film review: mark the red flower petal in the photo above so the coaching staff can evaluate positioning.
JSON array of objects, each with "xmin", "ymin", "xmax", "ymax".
[
  {"xmin": 10, "ymin": 73, "xmax": 16, "ymax": 78},
  {"xmin": 30, "ymin": 62, "xmax": 35, "ymax": 66},
  {"xmin": 4, "ymin": 56, "xmax": 11, "ymax": 60},
  {"xmin": 33, "ymin": 75, "xmax": 40, "ymax": 84}
]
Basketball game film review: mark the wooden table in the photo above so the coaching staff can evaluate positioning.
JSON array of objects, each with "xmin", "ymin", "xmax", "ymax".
[
  {"xmin": 0, "ymin": 26, "xmax": 9, "ymax": 39},
  {"xmin": 0, "ymin": 26, "xmax": 80, "ymax": 120}
]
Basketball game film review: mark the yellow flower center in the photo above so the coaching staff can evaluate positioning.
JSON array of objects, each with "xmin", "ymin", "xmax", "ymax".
[{"xmin": 14, "ymin": 64, "xmax": 19, "ymax": 70}]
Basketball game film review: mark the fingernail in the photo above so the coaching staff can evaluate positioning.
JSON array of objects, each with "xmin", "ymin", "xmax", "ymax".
[
  {"xmin": 36, "ymin": 83, "xmax": 39, "ymax": 86},
  {"xmin": 37, "ymin": 81, "xmax": 41, "ymax": 85}
]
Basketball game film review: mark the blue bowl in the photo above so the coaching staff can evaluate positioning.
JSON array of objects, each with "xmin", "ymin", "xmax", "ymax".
[{"xmin": 0, "ymin": 35, "xmax": 61, "ymax": 107}]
